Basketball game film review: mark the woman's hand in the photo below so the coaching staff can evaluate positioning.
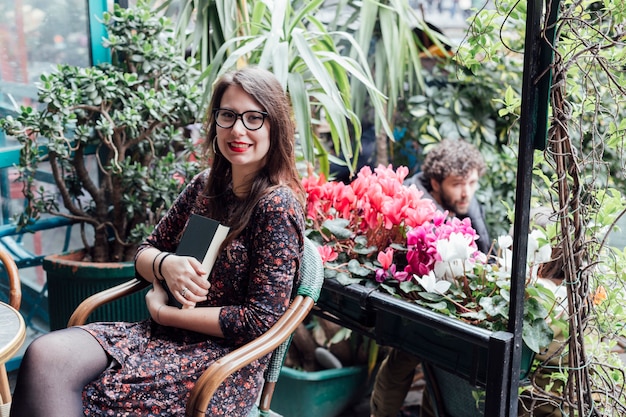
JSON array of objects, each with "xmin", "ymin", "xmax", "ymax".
[{"xmin": 160, "ymin": 254, "xmax": 211, "ymax": 308}]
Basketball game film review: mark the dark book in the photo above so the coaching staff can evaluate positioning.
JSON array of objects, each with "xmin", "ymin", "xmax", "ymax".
[{"xmin": 164, "ymin": 214, "xmax": 230, "ymax": 308}]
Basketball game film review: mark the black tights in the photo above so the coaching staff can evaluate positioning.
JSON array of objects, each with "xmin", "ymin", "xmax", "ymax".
[{"xmin": 10, "ymin": 327, "xmax": 109, "ymax": 417}]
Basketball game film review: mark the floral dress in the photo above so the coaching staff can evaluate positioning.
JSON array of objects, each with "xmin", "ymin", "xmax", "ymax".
[{"xmin": 81, "ymin": 170, "xmax": 305, "ymax": 416}]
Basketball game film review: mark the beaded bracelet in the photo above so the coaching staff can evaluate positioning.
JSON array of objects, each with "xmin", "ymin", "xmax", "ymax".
[{"xmin": 158, "ymin": 252, "xmax": 173, "ymax": 281}]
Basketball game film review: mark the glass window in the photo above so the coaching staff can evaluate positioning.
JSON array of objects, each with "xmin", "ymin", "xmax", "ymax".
[
  {"xmin": 0, "ymin": 0, "xmax": 91, "ymax": 86},
  {"xmin": 0, "ymin": 1, "xmax": 95, "ymax": 225}
]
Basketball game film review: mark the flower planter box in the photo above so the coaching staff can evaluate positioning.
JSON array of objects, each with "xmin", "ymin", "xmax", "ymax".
[
  {"xmin": 367, "ymin": 290, "xmax": 534, "ymax": 385},
  {"xmin": 316, "ymin": 277, "xmax": 377, "ymax": 328},
  {"xmin": 316, "ymin": 280, "xmax": 529, "ymax": 416},
  {"xmin": 271, "ymin": 365, "xmax": 368, "ymax": 417}
]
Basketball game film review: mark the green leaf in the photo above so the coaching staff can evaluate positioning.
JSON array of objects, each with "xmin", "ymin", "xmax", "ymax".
[
  {"xmin": 335, "ymin": 273, "xmax": 363, "ymax": 286},
  {"xmin": 321, "ymin": 218, "xmax": 352, "ymax": 239},
  {"xmin": 399, "ymin": 280, "xmax": 421, "ymax": 294},
  {"xmin": 347, "ymin": 259, "xmax": 371, "ymax": 277},
  {"xmin": 419, "ymin": 292, "xmax": 445, "ymax": 302},
  {"xmin": 522, "ymin": 318, "xmax": 554, "ymax": 353},
  {"xmin": 479, "ymin": 295, "xmax": 509, "ymax": 318}
]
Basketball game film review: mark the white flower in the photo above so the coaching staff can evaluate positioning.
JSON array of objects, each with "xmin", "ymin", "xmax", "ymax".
[
  {"xmin": 528, "ymin": 230, "xmax": 552, "ymax": 264},
  {"xmin": 436, "ymin": 232, "xmax": 474, "ymax": 262},
  {"xmin": 498, "ymin": 248, "xmax": 513, "ymax": 272},
  {"xmin": 537, "ymin": 277, "xmax": 568, "ymax": 316},
  {"xmin": 498, "ymin": 234, "xmax": 513, "ymax": 250},
  {"xmin": 415, "ymin": 271, "xmax": 452, "ymax": 294},
  {"xmin": 433, "ymin": 259, "xmax": 466, "ymax": 281},
  {"xmin": 495, "ymin": 232, "xmax": 551, "ymax": 274}
]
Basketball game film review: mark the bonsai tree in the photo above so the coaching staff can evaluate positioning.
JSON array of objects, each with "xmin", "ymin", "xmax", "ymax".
[{"xmin": 0, "ymin": 1, "xmax": 203, "ymax": 263}]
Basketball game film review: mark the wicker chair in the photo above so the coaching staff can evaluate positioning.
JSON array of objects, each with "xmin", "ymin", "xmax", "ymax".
[
  {"xmin": 67, "ymin": 237, "xmax": 324, "ymax": 417},
  {"xmin": 0, "ymin": 250, "xmax": 22, "ymax": 417}
]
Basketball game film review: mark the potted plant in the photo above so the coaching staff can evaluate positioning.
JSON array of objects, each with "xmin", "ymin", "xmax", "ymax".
[
  {"xmin": 270, "ymin": 314, "xmax": 373, "ymax": 417},
  {"xmin": 0, "ymin": 1, "xmax": 203, "ymax": 329},
  {"xmin": 292, "ymin": 164, "xmax": 562, "ymax": 416}
]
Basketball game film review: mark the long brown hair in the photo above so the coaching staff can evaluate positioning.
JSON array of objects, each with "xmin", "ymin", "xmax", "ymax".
[{"xmin": 201, "ymin": 66, "xmax": 305, "ymax": 240}]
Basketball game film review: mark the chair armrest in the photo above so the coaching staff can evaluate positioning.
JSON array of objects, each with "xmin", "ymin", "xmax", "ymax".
[
  {"xmin": 185, "ymin": 294, "xmax": 316, "ymax": 417},
  {"xmin": 0, "ymin": 249, "xmax": 21, "ymax": 310},
  {"xmin": 67, "ymin": 278, "xmax": 150, "ymax": 327}
]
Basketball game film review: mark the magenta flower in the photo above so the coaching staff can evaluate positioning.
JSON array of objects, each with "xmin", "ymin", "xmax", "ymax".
[{"xmin": 404, "ymin": 214, "xmax": 480, "ymax": 278}]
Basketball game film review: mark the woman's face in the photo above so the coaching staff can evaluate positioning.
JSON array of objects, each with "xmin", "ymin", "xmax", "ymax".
[{"xmin": 215, "ymin": 85, "xmax": 271, "ymax": 178}]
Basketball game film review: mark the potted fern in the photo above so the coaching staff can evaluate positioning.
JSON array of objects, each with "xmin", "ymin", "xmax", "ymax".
[{"xmin": 0, "ymin": 1, "xmax": 203, "ymax": 329}]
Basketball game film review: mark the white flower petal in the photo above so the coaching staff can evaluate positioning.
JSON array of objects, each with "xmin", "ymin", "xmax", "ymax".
[
  {"xmin": 416, "ymin": 272, "xmax": 437, "ymax": 292},
  {"xmin": 437, "ymin": 233, "xmax": 474, "ymax": 262},
  {"xmin": 434, "ymin": 280, "xmax": 452, "ymax": 294},
  {"xmin": 434, "ymin": 259, "xmax": 466, "ymax": 281},
  {"xmin": 535, "ymin": 243, "xmax": 552, "ymax": 264},
  {"xmin": 499, "ymin": 248, "xmax": 513, "ymax": 271},
  {"xmin": 417, "ymin": 271, "xmax": 451, "ymax": 294},
  {"xmin": 498, "ymin": 235, "xmax": 513, "ymax": 249}
]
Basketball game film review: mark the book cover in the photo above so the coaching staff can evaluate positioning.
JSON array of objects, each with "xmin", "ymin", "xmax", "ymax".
[{"xmin": 163, "ymin": 214, "xmax": 230, "ymax": 308}]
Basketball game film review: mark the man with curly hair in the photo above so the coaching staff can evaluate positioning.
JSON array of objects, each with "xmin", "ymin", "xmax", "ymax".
[
  {"xmin": 404, "ymin": 138, "xmax": 490, "ymax": 253},
  {"xmin": 370, "ymin": 139, "xmax": 491, "ymax": 417}
]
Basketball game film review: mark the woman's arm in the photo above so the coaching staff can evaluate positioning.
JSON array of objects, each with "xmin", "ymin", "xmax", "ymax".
[
  {"xmin": 218, "ymin": 188, "xmax": 305, "ymax": 344},
  {"xmin": 149, "ymin": 192, "xmax": 303, "ymax": 339},
  {"xmin": 145, "ymin": 280, "xmax": 223, "ymax": 336}
]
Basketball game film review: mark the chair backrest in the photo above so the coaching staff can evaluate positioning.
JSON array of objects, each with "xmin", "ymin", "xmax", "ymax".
[
  {"xmin": 261, "ymin": 236, "xmax": 325, "ymax": 379},
  {"xmin": 249, "ymin": 236, "xmax": 324, "ymax": 417},
  {"xmin": 297, "ymin": 236, "xmax": 325, "ymax": 300}
]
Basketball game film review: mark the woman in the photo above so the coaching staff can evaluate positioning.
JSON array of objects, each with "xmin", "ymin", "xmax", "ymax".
[{"xmin": 11, "ymin": 66, "xmax": 306, "ymax": 417}]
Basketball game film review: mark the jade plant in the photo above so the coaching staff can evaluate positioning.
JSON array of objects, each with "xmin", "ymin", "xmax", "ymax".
[{"xmin": 0, "ymin": 1, "xmax": 203, "ymax": 263}]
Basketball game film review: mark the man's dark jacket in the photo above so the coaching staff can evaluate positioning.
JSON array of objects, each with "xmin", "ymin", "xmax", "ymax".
[{"xmin": 404, "ymin": 172, "xmax": 491, "ymax": 254}]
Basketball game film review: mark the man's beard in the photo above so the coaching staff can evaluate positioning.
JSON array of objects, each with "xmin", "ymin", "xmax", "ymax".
[{"xmin": 441, "ymin": 193, "xmax": 469, "ymax": 216}]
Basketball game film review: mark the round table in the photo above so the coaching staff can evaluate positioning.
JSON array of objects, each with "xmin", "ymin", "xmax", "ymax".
[
  {"xmin": 0, "ymin": 302, "xmax": 25, "ymax": 364},
  {"xmin": 0, "ymin": 301, "xmax": 26, "ymax": 407}
]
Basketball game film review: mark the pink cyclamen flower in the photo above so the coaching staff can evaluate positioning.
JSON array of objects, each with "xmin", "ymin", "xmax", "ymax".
[
  {"xmin": 317, "ymin": 245, "xmax": 338, "ymax": 263},
  {"xmin": 377, "ymin": 248, "xmax": 394, "ymax": 270},
  {"xmin": 375, "ymin": 249, "xmax": 410, "ymax": 282},
  {"xmin": 375, "ymin": 249, "xmax": 394, "ymax": 282},
  {"xmin": 303, "ymin": 165, "xmax": 451, "ymax": 285}
]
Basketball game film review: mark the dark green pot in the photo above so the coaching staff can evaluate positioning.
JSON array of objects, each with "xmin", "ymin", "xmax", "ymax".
[{"xmin": 44, "ymin": 250, "xmax": 149, "ymax": 331}]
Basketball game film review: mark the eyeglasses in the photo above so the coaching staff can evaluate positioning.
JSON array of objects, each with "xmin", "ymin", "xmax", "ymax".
[{"xmin": 213, "ymin": 108, "xmax": 269, "ymax": 131}]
